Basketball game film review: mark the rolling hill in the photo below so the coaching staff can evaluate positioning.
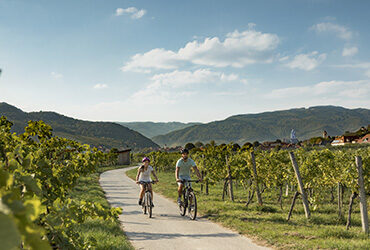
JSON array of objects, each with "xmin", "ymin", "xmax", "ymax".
[
  {"xmin": 0, "ymin": 102, "xmax": 159, "ymax": 150},
  {"xmin": 152, "ymin": 106, "xmax": 370, "ymax": 147},
  {"xmin": 118, "ymin": 121, "xmax": 201, "ymax": 138}
]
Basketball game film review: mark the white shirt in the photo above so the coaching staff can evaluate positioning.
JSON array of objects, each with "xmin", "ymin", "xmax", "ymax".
[{"xmin": 138, "ymin": 165, "xmax": 153, "ymax": 182}]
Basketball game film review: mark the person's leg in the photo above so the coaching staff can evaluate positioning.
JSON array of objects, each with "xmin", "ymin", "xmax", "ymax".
[
  {"xmin": 177, "ymin": 183, "xmax": 183, "ymax": 204},
  {"xmin": 178, "ymin": 183, "xmax": 184, "ymax": 197},
  {"xmin": 138, "ymin": 184, "xmax": 145, "ymax": 205},
  {"xmin": 139, "ymin": 184, "xmax": 145, "ymax": 199}
]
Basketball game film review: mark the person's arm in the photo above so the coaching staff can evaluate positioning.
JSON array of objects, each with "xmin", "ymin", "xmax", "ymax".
[
  {"xmin": 136, "ymin": 167, "xmax": 141, "ymax": 183},
  {"xmin": 175, "ymin": 160, "xmax": 181, "ymax": 182},
  {"xmin": 175, "ymin": 166, "xmax": 180, "ymax": 182},
  {"xmin": 152, "ymin": 167, "xmax": 159, "ymax": 182},
  {"xmin": 192, "ymin": 165, "xmax": 203, "ymax": 181},
  {"xmin": 191, "ymin": 160, "xmax": 202, "ymax": 181}
]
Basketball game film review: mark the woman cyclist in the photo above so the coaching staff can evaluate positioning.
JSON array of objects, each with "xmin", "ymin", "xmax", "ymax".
[{"xmin": 136, "ymin": 157, "xmax": 159, "ymax": 206}]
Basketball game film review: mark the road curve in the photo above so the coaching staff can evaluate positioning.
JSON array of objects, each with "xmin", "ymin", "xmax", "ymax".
[{"xmin": 99, "ymin": 167, "xmax": 270, "ymax": 250}]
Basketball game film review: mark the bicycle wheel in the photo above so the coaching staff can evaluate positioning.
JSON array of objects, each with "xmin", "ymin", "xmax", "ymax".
[
  {"xmin": 179, "ymin": 192, "xmax": 186, "ymax": 216},
  {"xmin": 188, "ymin": 191, "xmax": 197, "ymax": 220},
  {"xmin": 146, "ymin": 192, "xmax": 152, "ymax": 218}
]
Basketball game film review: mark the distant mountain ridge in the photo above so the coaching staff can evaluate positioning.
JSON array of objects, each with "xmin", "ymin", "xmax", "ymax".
[
  {"xmin": 118, "ymin": 121, "xmax": 202, "ymax": 138},
  {"xmin": 0, "ymin": 102, "xmax": 159, "ymax": 150},
  {"xmin": 152, "ymin": 106, "xmax": 370, "ymax": 147}
]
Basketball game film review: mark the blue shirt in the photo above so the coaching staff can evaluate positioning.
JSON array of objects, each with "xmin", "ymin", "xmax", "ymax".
[{"xmin": 176, "ymin": 158, "xmax": 196, "ymax": 178}]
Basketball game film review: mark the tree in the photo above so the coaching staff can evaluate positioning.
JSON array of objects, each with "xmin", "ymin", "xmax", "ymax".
[
  {"xmin": 253, "ymin": 141, "xmax": 260, "ymax": 148},
  {"xmin": 242, "ymin": 142, "xmax": 253, "ymax": 151},
  {"xmin": 195, "ymin": 141, "xmax": 204, "ymax": 148},
  {"xmin": 185, "ymin": 142, "xmax": 195, "ymax": 150},
  {"xmin": 110, "ymin": 148, "xmax": 119, "ymax": 153},
  {"xmin": 231, "ymin": 143, "xmax": 241, "ymax": 151}
]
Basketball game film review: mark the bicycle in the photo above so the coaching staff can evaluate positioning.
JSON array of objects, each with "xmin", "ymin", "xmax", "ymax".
[
  {"xmin": 138, "ymin": 181, "xmax": 156, "ymax": 218},
  {"xmin": 177, "ymin": 180, "xmax": 198, "ymax": 220}
]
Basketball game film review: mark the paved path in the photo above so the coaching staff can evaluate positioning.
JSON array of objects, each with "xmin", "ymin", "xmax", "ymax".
[{"xmin": 100, "ymin": 167, "xmax": 270, "ymax": 250}]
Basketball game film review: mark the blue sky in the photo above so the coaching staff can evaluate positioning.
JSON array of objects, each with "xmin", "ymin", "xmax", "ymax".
[{"xmin": 0, "ymin": 0, "xmax": 369, "ymax": 122}]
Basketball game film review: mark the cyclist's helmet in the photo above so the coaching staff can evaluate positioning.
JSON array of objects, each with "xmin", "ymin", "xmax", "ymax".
[
  {"xmin": 180, "ymin": 148, "xmax": 189, "ymax": 154},
  {"xmin": 142, "ymin": 157, "xmax": 150, "ymax": 163}
]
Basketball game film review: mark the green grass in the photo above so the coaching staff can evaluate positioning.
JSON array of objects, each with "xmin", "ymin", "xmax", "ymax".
[
  {"xmin": 127, "ymin": 168, "xmax": 370, "ymax": 249},
  {"xmin": 69, "ymin": 165, "xmax": 134, "ymax": 250}
]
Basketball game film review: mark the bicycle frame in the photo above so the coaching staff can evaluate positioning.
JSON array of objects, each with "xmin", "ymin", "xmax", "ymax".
[
  {"xmin": 178, "ymin": 180, "xmax": 198, "ymax": 219},
  {"xmin": 139, "ymin": 181, "xmax": 155, "ymax": 192},
  {"xmin": 138, "ymin": 181, "xmax": 155, "ymax": 218}
]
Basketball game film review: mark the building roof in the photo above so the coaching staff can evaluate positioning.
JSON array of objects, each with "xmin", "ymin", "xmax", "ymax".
[
  {"xmin": 357, "ymin": 133, "xmax": 370, "ymax": 143},
  {"xmin": 117, "ymin": 149, "xmax": 131, "ymax": 153}
]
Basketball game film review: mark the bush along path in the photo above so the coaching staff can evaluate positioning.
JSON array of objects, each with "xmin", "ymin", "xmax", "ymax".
[
  {"xmin": 100, "ymin": 166, "xmax": 269, "ymax": 250},
  {"xmin": 0, "ymin": 116, "xmax": 131, "ymax": 249},
  {"xmin": 69, "ymin": 166, "xmax": 134, "ymax": 249}
]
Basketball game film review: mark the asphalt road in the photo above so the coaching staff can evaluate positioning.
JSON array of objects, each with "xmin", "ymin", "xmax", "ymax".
[{"xmin": 100, "ymin": 167, "xmax": 270, "ymax": 250}]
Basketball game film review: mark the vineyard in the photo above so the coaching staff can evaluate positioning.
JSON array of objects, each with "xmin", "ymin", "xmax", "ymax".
[
  {"xmin": 0, "ymin": 116, "xmax": 124, "ymax": 249},
  {"xmin": 138, "ymin": 143, "xmax": 369, "ymax": 235}
]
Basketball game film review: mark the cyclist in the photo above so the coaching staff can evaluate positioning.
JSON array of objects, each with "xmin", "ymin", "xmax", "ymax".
[
  {"xmin": 175, "ymin": 148, "xmax": 202, "ymax": 205},
  {"xmin": 136, "ymin": 157, "xmax": 159, "ymax": 206}
]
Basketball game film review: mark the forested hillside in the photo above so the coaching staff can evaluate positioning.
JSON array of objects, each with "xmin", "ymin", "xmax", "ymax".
[
  {"xmin": 0, "ymin": 102, "xmax": 159, "ymax": 150},
  {"xmin": 118, "ymin": 121, "xmax": 201, "ymax": 138},
  {"xmin": 153, "ymin": 106, "xmax": 370, "ymax": 146}
]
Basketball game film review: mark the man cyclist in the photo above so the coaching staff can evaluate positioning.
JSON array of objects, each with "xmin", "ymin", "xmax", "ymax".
[{"xmin": 175, "ymin": 148, "xmax": 202, "ymax": 205}]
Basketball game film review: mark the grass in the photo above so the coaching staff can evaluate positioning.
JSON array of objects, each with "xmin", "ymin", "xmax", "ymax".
[
  {"xmin": 127, "ymin": 168, "xmax": 370, "ymax": 249},
  {"xmin": 69, "ymin": 165, "xmax": 134, "ymax": 250}
]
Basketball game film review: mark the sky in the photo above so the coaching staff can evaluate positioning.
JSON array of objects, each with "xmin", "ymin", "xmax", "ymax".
[{"xmin": 0, "ymin": 0, "xmax": 369, "ymax": 122}]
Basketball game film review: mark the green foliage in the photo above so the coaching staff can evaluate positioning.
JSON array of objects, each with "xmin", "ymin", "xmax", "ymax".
[
  {"xmin": 0, "ymin": 116, "xmax": 123, "ymax": 249},
  {"xmin": 147, "ymin": 151, "xmax": 179, "ymax": 172},
  {"xmin": 150, "ymin": 143, "xmax": 369, "ymax": 210}
]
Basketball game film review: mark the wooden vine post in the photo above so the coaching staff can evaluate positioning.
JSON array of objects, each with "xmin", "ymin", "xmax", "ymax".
[
  {"xmin": 346, "ymin": 192, "xmax": 358, "ymax": 230},
  {"xmin": 205, "ymin": 171, "xmax": 209, "ymax": 195},
  {"xmin": 200, "ymin": 170, "xmax": 204, "ymax": 192},
  {"xmin": 338, "ymin": 182, "xmax": 343, "ymax": 217},
  {"xmin": 226, "ymin": 155, "xmax": 234, "ymax": 202},
  {"xmin": 289, "ymin": 152, "xmax": 310, "ymax": 219},
  {"xmin": 250, "ymin": 151, "xmax": 263, "ymax": 205},
  {"xmin": 355, "ymin": 156, "xmax": 369, "ymax": 234}
]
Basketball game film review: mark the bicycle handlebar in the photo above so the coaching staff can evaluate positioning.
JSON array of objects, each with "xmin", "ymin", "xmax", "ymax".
[{"xmin": 137, "ymin": 181, "xmax": 157, "ymax": 184}]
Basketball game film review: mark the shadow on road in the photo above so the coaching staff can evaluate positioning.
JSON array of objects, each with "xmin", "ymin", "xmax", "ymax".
[{"xmin": 126, "ymin": 231, "xmax": 238, "ymax": 241}]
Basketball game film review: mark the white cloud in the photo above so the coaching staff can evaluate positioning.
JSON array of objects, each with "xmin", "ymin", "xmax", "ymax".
[
  {"xmin": 121, "ymin": 48, "xmax": 180, "ymax": 73},
  {"xmin": 115, "ymin": 7, "xmax": 146, "ymax": 19},
  {"xmin": 149, "ymin": 69, "xmax": 241, "ymax": 88},
  {"xmin": 342, "ymin": 47, "xmax": 358, "ymax": 57},
  {"xmin": 279, "ymin": 56, "xmax": 290, "ymax": 62},
  {"xmin": 121, "ymin": 26, "xmax": 280, "ymax": 72},
  {"xmin": 131, "ymin": 9, "xmax": 146, "ymax": 19},
  {"xmin": 365, "ymin": 69, "xmax": 370, "ymax": 78},
  {"xmin": 285, "ymin": 51, "xmax": 326, "ymax": 71},
  {"xmin": 93, "ymin": 83, "xmax": 108, "ymax": 89},
  {"xmin": 51, "ymin": 72, "xmax": 63, "ymax": 79},
  {"xmin": 131, "ymin": 69, "xmax": 246, "ymax": 104},
  {"xmin": 311, "ymin": 22, "xmax": 353, "ymax": 40},
  {"xmin": 333, "ymin": 62, "xmax": 370, "ymax": 78},
  {"xmin": 334, "ymin": 62, "xmax": 370, "ymax": 69},
  {"xmin": 266, "ymin": 80, "xmax": 370, "ymax": 99}
]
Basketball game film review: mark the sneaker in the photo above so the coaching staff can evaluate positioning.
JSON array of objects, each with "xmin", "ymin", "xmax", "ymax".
[
  {"xmin": 151, "ymin": 203, "xmax": 155, "ymax": 207},
  {"xmin": 177, "ymin": 197, "xmax": 182, "ymax": 205},
  {"xmin": 138, "ymin": 199, "xmax": 142, "ymax": 205}
]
